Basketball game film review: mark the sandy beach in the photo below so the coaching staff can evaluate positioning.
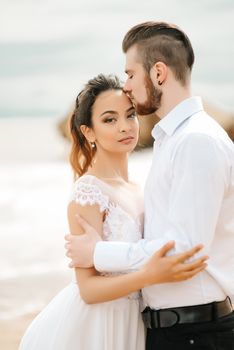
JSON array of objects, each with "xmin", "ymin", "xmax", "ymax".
[
  {"xmin": 0, "ymin": 313, "xmax": 37, "ymax": 350},
  {"xmin": 0, "ymin": 272, "xmax": 71, "ymax": 350},
  {"xmin": 0, "ymin": 116, "xmax": 152, "ymax": 349}
]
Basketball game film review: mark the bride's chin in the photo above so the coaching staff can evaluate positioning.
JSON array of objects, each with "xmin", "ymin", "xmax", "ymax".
[{"xmin": 108, "ymin": 146, "xmax": 136, "ymax": 155}]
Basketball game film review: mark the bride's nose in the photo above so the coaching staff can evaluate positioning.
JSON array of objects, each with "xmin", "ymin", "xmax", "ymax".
[{"xmin": 119, "ymin": 118, "xmax": 131, "ymax": 133}]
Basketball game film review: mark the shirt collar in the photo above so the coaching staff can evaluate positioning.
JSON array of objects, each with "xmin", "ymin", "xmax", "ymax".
[{"xmin": 152, "ymin": 96, "xmax": 204, "ymax": 139}]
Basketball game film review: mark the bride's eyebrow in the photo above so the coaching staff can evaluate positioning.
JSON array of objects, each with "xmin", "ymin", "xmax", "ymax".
[
  {"xmin": 124, "ymin": 106, "xmax": 135, "ymax": 115},
  {"xmin": 126, "ymin": 106, "xmax": 135, "ymax": 112},
  {"xmin": 99, "ymin": 106, "xmax": 134, "ymax": 117},
  {"xmin": 99, "ymin": 110, "xmax": 118, "ymax": 117}
]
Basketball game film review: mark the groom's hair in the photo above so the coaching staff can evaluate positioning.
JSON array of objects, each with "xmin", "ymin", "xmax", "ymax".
[{"xmin": 122, "ymin": 21, "xmax": 194, "ymax": 85}]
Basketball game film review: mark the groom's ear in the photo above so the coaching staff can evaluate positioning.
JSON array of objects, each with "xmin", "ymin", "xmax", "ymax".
[{"xmin": 150, "ymin": 61, "xmax": 168, "ymax": 86}]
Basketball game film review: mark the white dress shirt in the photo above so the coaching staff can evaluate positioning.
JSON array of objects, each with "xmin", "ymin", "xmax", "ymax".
[{"xmin": 94, "ymin": 97, "xmax": 234, "ymax": 309}]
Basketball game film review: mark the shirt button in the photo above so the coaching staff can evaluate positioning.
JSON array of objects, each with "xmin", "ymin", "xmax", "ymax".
[{"xmin": 189, "ymin": 339, "xmax": 195, "ymax": 345}]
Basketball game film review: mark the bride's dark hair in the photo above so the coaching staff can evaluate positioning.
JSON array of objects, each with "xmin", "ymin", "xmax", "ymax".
[{"xmin": 70, "ymin": 74, "xmax": 122, "ymax": 178}]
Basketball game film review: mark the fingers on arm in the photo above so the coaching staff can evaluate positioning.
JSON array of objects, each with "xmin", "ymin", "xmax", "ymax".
[
  {"xmin": 157, "ymin": 241, "xmax": 175, "ymax": 257},
  {"xmin": 181, "ymin": 256, "xmax": 209, "ymax": 272},
  {"xmin": 64, "ymin": 234, "xmax": 72, "ymax": 242},
  {"xmin": 75, "ymin": 213, "xmax": 93, "ymax": 232},
  {"xmin": 175, "ymin": 264, "xmax": 207, "ymax": 281},
  {"xmin": 67, "ymin": 201, "xmax": 103, "ymax": 236},
  {"xmin": 173, "ymin": 255, "xmax": 208, "ymax": 281},
  {"xmin": 175, "ymin": 244, "xmax": 204, "ymax": 263}
]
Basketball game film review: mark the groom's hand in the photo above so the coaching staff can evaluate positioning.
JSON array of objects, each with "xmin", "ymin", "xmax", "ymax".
[{"xmin": 65, "ymin": 215, "xmax": 102, "ymax": 268}]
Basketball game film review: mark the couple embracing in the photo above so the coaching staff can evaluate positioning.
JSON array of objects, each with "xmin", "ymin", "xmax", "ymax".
[{"xmin": 19, "ymin": 21, "xmax": 234, "ymax": 350}]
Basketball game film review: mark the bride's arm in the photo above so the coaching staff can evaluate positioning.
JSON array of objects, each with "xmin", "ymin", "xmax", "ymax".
[{"xmin": 68, "ymin": 201, "xmax": 208, "ymax": 304}]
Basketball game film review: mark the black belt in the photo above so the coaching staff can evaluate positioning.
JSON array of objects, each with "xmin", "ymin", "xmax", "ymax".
[{"xmin": 142, "ymin": 297, "xmax": 233, "ymax": 329}]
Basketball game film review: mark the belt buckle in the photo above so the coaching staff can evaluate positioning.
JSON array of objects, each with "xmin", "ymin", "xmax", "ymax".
[
  {"xmin": 159, "ymin": 309, "xmax": 180, "ymax": 328},
  {"xmin": 142, "ymin": 308, "xmax": 152, "ymax": 329}
]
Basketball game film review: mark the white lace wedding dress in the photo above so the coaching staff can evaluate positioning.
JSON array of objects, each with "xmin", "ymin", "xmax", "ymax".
[{"xmin": 19, "ymin": 175, "xmax": 145, "ymax": 350}]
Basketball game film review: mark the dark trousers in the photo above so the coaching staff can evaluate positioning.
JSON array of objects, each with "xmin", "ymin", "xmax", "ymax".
[{"xmin": 146, "ymin": 312, "xmax": 234, "ymax": 350}]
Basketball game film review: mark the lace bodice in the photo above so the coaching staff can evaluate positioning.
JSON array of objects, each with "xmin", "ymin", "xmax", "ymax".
[{"xmin": 71, "ymin": 175, "xmax": 143, "ymax": 243}]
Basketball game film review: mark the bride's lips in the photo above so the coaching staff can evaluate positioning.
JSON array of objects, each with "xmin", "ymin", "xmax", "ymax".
[{"xmin": 118, "ymin": 136, "xmax": 135, "ymax": 144}]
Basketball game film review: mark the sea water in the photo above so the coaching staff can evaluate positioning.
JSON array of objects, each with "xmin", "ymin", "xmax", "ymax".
[{"xmin": 0, "ymin": 0, "xmax": 234, "ymax": 119}]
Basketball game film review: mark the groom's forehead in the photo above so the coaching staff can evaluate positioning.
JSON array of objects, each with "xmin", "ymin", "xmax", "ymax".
[
  {"xmin": 125, "ymin": 45, "xmax": 139, "ymax": 61},
  {"xmin": 125, "ymin": 46, "xmax": 143, "ymax": 68}
]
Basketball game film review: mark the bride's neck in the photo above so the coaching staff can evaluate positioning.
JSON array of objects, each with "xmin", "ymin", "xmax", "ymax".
[{"xmin": 88, "ymin": 151, "xmax": 129, "ymax": 182}]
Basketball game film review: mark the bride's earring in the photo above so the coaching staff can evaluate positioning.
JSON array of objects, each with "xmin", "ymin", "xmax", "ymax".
[{"xmin": 91, "ymin": 142, "xmax": 96, "ymax": 149}]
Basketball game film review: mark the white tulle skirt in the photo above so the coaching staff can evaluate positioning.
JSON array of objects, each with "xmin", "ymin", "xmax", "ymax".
[{"xmin": 19, "ymin": 281, "xmax": 145, "ymax": 350}]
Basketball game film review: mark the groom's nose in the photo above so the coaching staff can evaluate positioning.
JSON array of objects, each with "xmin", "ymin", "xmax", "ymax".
[{"xmin": 123, "ymin": 79, "xmax": 131, "ymax": 94}]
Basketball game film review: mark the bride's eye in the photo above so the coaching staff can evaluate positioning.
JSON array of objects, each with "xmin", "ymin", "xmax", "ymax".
[
  {"xmin": 103, "ymin": 117, "xmax": 116, "ymax": 123},
  {"xmin": 127, "ymin": 111, "xmax": 137, "ymax": 119}
]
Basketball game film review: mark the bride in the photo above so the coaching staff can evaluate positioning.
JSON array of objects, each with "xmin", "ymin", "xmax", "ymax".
[{"xmin": 19, "ymin": 74, "xmax": 207, "ymax": 350}]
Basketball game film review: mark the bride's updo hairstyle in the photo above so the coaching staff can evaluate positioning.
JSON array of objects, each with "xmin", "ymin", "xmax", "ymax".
[{"xmin": 70, "ymin": 74, "xmax": 122, "ymax": 178}]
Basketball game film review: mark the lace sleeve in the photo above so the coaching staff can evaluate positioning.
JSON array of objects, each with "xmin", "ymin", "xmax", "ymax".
[{"xmin": 71, "ymin": 181, "xmax": 109, "ymax": 213}]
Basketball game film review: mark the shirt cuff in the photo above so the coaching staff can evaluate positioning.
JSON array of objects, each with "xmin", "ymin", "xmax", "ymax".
[{"xmin": 94, "ymin": 241, "xmax": 133, "ymax": 273}]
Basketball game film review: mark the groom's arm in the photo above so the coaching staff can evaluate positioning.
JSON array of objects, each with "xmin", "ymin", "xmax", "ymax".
[
  {"xmin": 93, "ymin": 238, "xmax": 169, "ymax": 272},
  {"xmin": 92, "ymin": 134, "xmax": 228, "ymax": 272},
  {"xmin": 66, "ymin": 134, "xmax": 228, "ymax": 271},
  {"xmin": 65, "ymin": 215, "xmax": 168, "ymax": 270}
]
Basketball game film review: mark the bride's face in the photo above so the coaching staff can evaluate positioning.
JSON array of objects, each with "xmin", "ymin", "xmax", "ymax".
[{"xmin": 87, "ymin": 89, "xmax": 139, "ymax": 154}]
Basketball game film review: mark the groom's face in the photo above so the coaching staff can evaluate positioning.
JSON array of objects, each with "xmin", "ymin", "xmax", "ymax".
[{"xmin": 123, "ymin": 45, "xmax": 162, "ymax": 115}]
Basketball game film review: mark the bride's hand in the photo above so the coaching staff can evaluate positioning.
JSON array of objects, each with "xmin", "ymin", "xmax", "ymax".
[{"xmin": 140, "ymin": 241, "xmax": 208, "ymax": 286}]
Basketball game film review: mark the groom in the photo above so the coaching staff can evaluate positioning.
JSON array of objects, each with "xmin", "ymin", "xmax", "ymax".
[{"xmin": 65, "ymin": 22, "xmax": 234, "ymax": 349}]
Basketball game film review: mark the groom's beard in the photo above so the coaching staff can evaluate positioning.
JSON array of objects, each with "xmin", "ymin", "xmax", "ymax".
[{"xmin": 134, "ymin": 75, "xmax": 162, "ymax": 116}]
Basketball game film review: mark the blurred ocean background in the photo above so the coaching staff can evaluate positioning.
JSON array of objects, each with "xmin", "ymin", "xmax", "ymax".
[
  {"xmin": 0, "ymin": 0, "xmax": 233, "ymax": 348},
  {"xmin": 1, "ymin": 0, "xmax": 234, "ymax": 119}
]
